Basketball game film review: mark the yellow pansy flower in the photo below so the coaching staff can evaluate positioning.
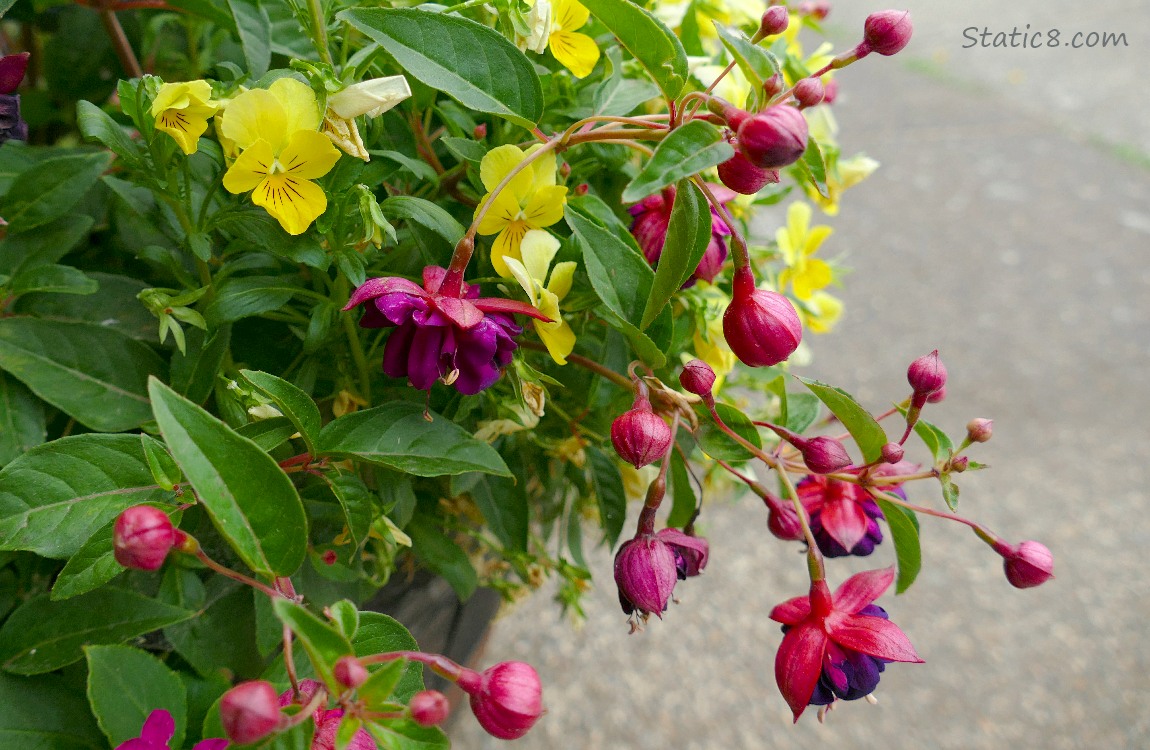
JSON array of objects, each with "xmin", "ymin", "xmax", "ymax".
[
  {"xmin": 801, "ymin": 289, "xmax": 843, "ymax": 334},
  {"xmin": 546, "ymin": 0, "xmax": 600, "ymax": 79},
  {"xmin": 802, "ymin": 153, "xmax": 879, "ymax": 216},
  {"xmin": 504, "ymin": 230, "xmax": 577, "ymax": 365},
  {"xmin": 150, "ymin": 80, "xmax": 219, "ymax": 155},
  {"xmin": 476, "ymin": 144, "xmax": 568, "ymax": 277},
  {"xmin": 221, "ymin": 78, "xmax": 342, "ymax": 235},
  {"xmin": 777, "ymin": 202, "xmax": 833, "ymax": 300}
]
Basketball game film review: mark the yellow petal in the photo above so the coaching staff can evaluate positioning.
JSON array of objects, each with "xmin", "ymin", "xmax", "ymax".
[
  {"xmin": 554, "ymin": 0, "xmax": 590, "ymax": 32},
  {"xmin": 805, "ymin": 291, "xmax": 843, "ymax": 334},
  {"xmin": 221, "ymin": 88, "xmax": 288, "ymax": 153},
  {"xmin": 480, "ymin": 144, "xmax": 533, "ymax": 197},
  {"xmin": 279, "ymin": 129, "xmax": 342, "ymax": 180},
  {"xmin": 156, "ymin": 107, "xmax": 214, "ymax": 155},
  {"xmin": 548, "ymin": 260, "xmax": 577, "ymax": 301},
  {"xmin": 786, "ymin": 202, "xmax": 811, "ymax": 244},
  {"xmin": 475, "ymin": 189, "xmax": 523, "ymax": 236},
  {"xmin": 252, "ymin": 175, "xmax": 328, "ymax": 236},
  {"xmin": 793, "ymin": 259, "xmax": 832, "ymax": 300},
  {"xmin": 150, "ymin": 83, "xmax": 190, "ymax": 115},
  {"xmin": 805, "ymin": 225, "xmax": 833, "ymax": 256},
  {"xmin": 549, "ymin": 30, "xmax": 600, "ymax": 79},
  {"xmin": 522, "ymin": 185, "xmax": 568, "ymax": 229},
  {"xmin": 525, "ymin": 144, "xmax": 558, "ymax": 191},
  {"xmin": 535, "ymin": 318, "xmax": 575, "ymax": 365},
  {"xmin": 776, "ymin": 227, "xmax": 797, "ymax": 265},
  {"xmin": 520, "ymin": 229, "xmax": 560, "ymax": 284},
  {"xmin": 490, "ymin": 222, "xmax": 530, "ymax": 278},
  {"xmin": 223, "ymin": 139, "xmax": 275, "ymax": 194},
  {"xmin": 503, "ymin": 256, "xmax": 540, "ymax": 306},
  {"xmin": 268, "ymin": 77, "xmax": 322, "ymax": 135}
]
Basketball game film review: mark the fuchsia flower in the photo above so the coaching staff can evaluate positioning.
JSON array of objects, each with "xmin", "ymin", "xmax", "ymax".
[
  {"xmin": 628, "ymin": 184, "xmax": 738, "ymax": 285},
  {"xmin": 457, "ymin": 662, "xmax": 544, "ymax": 740},
  {"xmin": 770, "ymin": 568, "xmax": 922, "ymax": 721},
  {"xmin": 116, "ymin": 709, "xmax": 228, "ymax": 750},
  {"xmin": 796, "ymin": 473, "xmax": 908, "ymax": 558},
  {"xmin": 0, "ymin": 52, "xmax": 29, "ymax": 145},
  {"xmin": 344, "ymin": 266, "xmax": 548, "ymax": 395},
  {"xmin": 614, "ymin": 528, "xmax": 709, "ymax": 617},
  {"xmin": 279, "ymin": 680, "xmax": 374, "ymax": 750}
]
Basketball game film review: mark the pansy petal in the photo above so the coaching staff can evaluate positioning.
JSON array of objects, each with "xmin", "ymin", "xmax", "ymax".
[
  {"xmin": 549, "ymin": 30, "xmax": 600, "ymax": 79},
  {"xmin": 269, "ymin": 77, "xmax": 322, "ymax": 135},
  {"xmin": 503, "ymin": 256, "xmax": 539, "ymax": 306},
  {"xmin": 252, "ymin": 175, "xmax": 328, "ymax": 235},
  {"xmin": 476, "ymin": 189, "xmax": 524, "ymax": 237},
  {"xmin": 548, "ymin": 260, "xmax": 577, "ymax": 300},
  {"xmin": 140, "ymin": 709, "xmax": 176, "ymax": 743},
  {"xmin": 491, "ymin": 222, "xmax": 530, "ymax": 278},
  {"xmin": 223, "ymin": 139, "xmax": 276, "ymax": 194},
  {"xmin": 786, "ymin": 201, "xmax": 811, "ymax": 240},
  {"xmin": 520, "ymin": 229, "xmax": 561, "ymax": 283},
  {"xmin": 775, "ymin": 622, "xmax": 828, "ymax": 722},
  {"xmin": 833, "ymin": 567, "xmax": 895, "ymax": 614},
  {"xmin": 793, "ymin": 258, "xmax": 832, "ymax": 300},
  {"xmin": 536, "ymin": 318, "xmax": 575, "ymax": 365},
  {"xmin": 526, "ymin": 145, "xmax": 558, "ymax": 191},
  {"xmin": 805, "ymin": 225, "xmax": 833, "ymax": 255},
  {"xmin": 768, "ymin": 594, "xmax": 812, "ymax": 625},
  {"xmin": 831, "ymin": 613, "xmax": 923, "ymax": 663},
  {"xmin": 554, "ymin": 0, "xmax": 590, "ymax": 31},
  {"xmin": 221, "ymin": 88, "xmax": 287, "ymax": 152},
  {"xmin": 480, "ymin": 144, "xmax": 533, "ymax": 196},
  {"xmin": 523, "ymin": 185, "xmax": 568, "ymax": 228},
  {"xmin": 474, "ymin": 296, "xmax": 552, "ymax": 321},
  {"xmin": 156, "ymin": 108, "xmax": 213, "ymax": 155},
  {"xmin": 279, "ymin": 130, "xmax": 342, "ymax": 180}
]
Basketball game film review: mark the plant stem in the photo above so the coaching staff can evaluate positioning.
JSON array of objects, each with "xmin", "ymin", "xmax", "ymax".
[
  {"xmin": 192, "ymin": 547, "xmax": 282, "ymax": 599},
  {"xmin": 518, "ymin": 340, "xmax": 632, "ymax": 390},
  {"xmin": 305, "ymin": 0, "xmax": 333, "ymax": 65},
  {"xmin": 693, "ymin": 177, "xmax": 749, "ymax": 269},
  {"xmin": 98, "ymin": 5, "xmax": 143, "ymax": 77}
]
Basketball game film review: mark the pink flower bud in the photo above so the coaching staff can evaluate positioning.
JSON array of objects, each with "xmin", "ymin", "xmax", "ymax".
[
  {"xmin": 113, "ymin": 506, "xmax": 176, "ymax": 571},
  {"xmin": 473, "ymin": 123, "xmax": 487, "ymax": 139},
  {"xmin": 862, "ymin": 10, "xmax": 913, "ymax": 56},
  {"xmin": 880, "ymin": 442, "xmax": 904, "ymax": 464},
  {"xmin": 717, "ymin": 148, "xmax": 779, "ymax": 195},
  {"xmin": 613, "ymin": 534, "xmax": 679, "ymax": 616},
  {"xmin": 459, "ymin": 662, "xmax": 543, "ymax": 740},
  {"xmin": 798, "ymin": 1, "xmax": 830, "ymax": 20},
  {"xmin": 736, "ymin": 105, "xmax": 809, "ymax": 169},
  {"xmin": 334, "ymin": 655, "xmax": 368, "ymax": 689},
  {"xmin": 712, "ymin": 102, "xmax": 750, "ymax": 131},
  {"xmin": 907, "ymin": 349, "xmax": 947, "ymax": 397},
  {"xmin": 760, "ymin": 6, "xmax": 789, "ymax": 37},
  {"xmin": 966, "ymin": 418, "xmax": 993, "ymax": 443},
  {"xmin": 926, "ymin": 385, "xmax": 946, "ymax": 403},
  {"xmin": 767, "ymin": 501, "xmax": 804, "ymax": 541},
  {"xmin": 822, "ymin": 78, "xmax": 839, "ymax": 104},
  {"xmin": 409, "ymin": 690, "xmax": 451, "ymax": 727},
  {"xmin": 998, "ymin": 541, "xmax": 1054, "ymax": 589},
  {"xmin": 220, "ymin": 681, "xmax": 283, "ymax": 745},
  {"xmin": 723, "ymin": 266, "xmax": 802, "ymax": 367},
  {"xmin": 793, "ymin": 78, "xmax": 825, "ymax": 108},
  {"xmin": 679, "ymin": 359, "xmax": 717, "ymax": 397},
  {"xmin": 611, "ymin": 403, "xmax": 673, "ymax": 468},
  {"xmin": 801, "ymin": 436, "xmax": 851, "ymax": 474},
  {"xmin": 949, "ymin": 455, "xmax": 969, "ymax": 472},
  {"xmin": 763, "ymin": 73, "xmax": 784, "ymax": 98}
]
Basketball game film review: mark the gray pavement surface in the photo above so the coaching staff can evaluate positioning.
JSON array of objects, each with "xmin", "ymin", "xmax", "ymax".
[{"xmin": 450, "ymin": 5, "xmax": 1150, "ymax": 748}]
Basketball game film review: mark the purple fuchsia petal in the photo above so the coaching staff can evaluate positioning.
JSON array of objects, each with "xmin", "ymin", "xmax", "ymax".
[
  {"xmin": 140, "ymin": 710, "xmax": 176, "ymax": 744},
  {"xmin": 655, "ymin": 528, "xmax": 709, "ymax": 577},
  {"xmin": 832, "ymin": 567, "xmax": 895, "ymax": 614},
  {"xmin": 830, "ymin": 613, "xmax": 923, "ymax": 663},
  {"xmin": 0, "ymin": 53, "xmax": 30, "ymax": 95},
  {"xmin": 382, "ymin": 323, "xmax": 417, "ymax": 380},
  {"xmin": 775, "ymin": 621, "xmax": 829, "ymax": 722},
  {"xmin": 407, "ymin": 325, "xmax": 449, "ymax": 390},
  {"xmin": 115, "ymin": 740, "xmax": 161, "ymax": 750},
  {"xmin": 691, "ymin": 235, "xmax": 729, "ymax": 284},
  {"xmin": 613, "ymin": 535, "xmax": 679, "ymax": 616},
  {"xmin": 630, "ymin": 207, "xmax": 671, "ymax": 264},
  {"xmin": 192, "ymin": 740, "xmax": 230, "ymax": 750}
]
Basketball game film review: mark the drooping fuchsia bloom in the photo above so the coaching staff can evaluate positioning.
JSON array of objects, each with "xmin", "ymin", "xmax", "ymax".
[
  {"xmin": 115, "ymin": 709, "xmax": 228, "ymax": 750},
  {"xmin": 279, "ymin": 680, "xmax": 375, "ymax": 750},
  {"xmin": 628, "ymin": 183, "xmax": 738, "ymax": 286},
  {"xmin": 770, "ymin": 568, "xmax": 923, "ymax": 721},
  {"xmin": 614, "ymin": 528, "xmax": 710, "ymax": 617},
  {"xmin": 344, "ymin": 266, "xmax": 549, "ymax": 395},
  {"xmin": 796, "ymin": 471, "xmax": 909, "ymax": 558}
]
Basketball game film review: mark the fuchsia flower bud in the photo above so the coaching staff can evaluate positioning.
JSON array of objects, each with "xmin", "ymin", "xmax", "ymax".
[
  {"xmin": 717, "ymin": 147, "xmax": 779, "ymax": 195},
  {"xmin": 472, "ymin": 123, "xmax": 487, "ymax": 139},
  {"xmin": 723, "ymin": 266, "xmax": 802, "ymax": 367},
  {"xmin": 996, "ymin": 540, "xmax": 1055, "ymax": 589},
  {"xmin": 798, "ymin": 1, "xmax": 830, "ymax": 20},
  {"xmin": 614, "ymin": 528, "xmax": 708, "ymax": 617},
  {"xmin": 736, "ymin": 105, "xmax": 809, "ymax": 169},
  {"xmin": 966, "ymin": 418, "xmax": 993, "ymax": 443},
  {"xmin": 0, "ymin": 53, "xmax": 29, "ymax": 145},
  {"xmin": 793, "ymin": 78, "xmax": 825, "ymax": 109},
  {"xmin": 861, "ymin": 10, "xmax": 913, "ymax": 56},
  {"xmin": 907, "ymin": 349, "xmax": 947, "ymax": 398},
  {"xmin": 679, "ymin": 359, "xmax": 717, "ymax": 398},
  {"xmin": 926, "ymin": 385, "xmax": 946, "ymax": 403},
  {"xmin": 822, "ymin": 78, "xmax": 839, "ymax": 104},
  {"xmin": 611, "ymin": 398, "xmax": 673, "ymax": 469},
  {"xmin": 765, "ymin": 498, "xmax": 804, "ymax": 541},
  {"xmin": 457, "ymin": 662, "xmax": 544, "ymax": 740},
  {"xmin": 800, "ymin": 436, "xmax": 851, "ymax": 474},
  {"xmin": 334, "ymin": 655, "xmax": 368, "ymax": 689},
  {"xmin": 763, "ymin": 74, "xmax": 784, "ymax": 98},
  {"xmin": 949, "ymin": 455, "xmax": 969, "ymax": 472},
  {"xmin": 113, "ymin": 506, "xmax": 176, "ymax": 571},
  {"xmin": 880, "ymin": 442, "xmax": 904, "ymax": 464},
  {"xmin": 409, "ymin": 690, "xmax": 451, "ymax": 727},
  {"xmin": 220, "ymin": 681, "xmax": 283, "ymax": 745},
  {"xmin": 759, "ymin": 6, "xmax": 790, "ymax": 37}
]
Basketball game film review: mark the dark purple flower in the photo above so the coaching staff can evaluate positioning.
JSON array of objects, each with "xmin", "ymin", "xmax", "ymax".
[
  {"xmin": 792, "ymin": 604, "xmax": 893, "ymax": 706},
  {"xmin": 796, "ymin": 475, "xmax": 908, "ymax": 558},
  {"xmin": 628, "ymin": 184, "xmax": 737, "ymax": 286},
  {"xmin": 344, "ymin": 266, "xmax": 548, "ymax": 395},
  {"xmin": 614, "ymin": 528, "xmax": 709, "ymax": 616},
  {"xmin": 0, "ymin": 53, "xmax": 29, "ymax": 146}
]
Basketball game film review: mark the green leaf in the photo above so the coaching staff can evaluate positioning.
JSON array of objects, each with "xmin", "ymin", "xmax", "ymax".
[
  {"xmin": 0, "ymin": 152, "xmax": 113, "ymax": 233},
  {"xmin": 274, "ymin": 599, "xmax": 354, "ymax": 691},
  {"xmin": 785, "ymin": 392, "xmax": 821, "ymax": 433},
  {"xmin": 379, "ymin": 196, "xmax": 466, "ymax": 246},
  {"xmin": 227, "ymin": 0, "xmax": 272, "ymax": 78},
  {"xmin": 316, "ymin": 402, "xmax": 510, "ymax": 477},
  {"xmin": 621, "ymin": 121, "xmax": 733, "ymax": 203},
  {"xmin": 51, "ymin": 517, "xmax": 123, "ymax": 600},
  {"xmin": 141, "ymin": 434, "xmax": 182, "ymax": 491},
  {"xmin": 0, "ymin": 214, "xmax": 93, "ymax": 277},
  {"xmin": 586, "ymin": 446, "xmax": 626, "ymax": 548},
  {"xmin": 366, "ymin": 719, "xmax": 449, "ymax": 750},
  {"xmin": 241, "ymin": 369, "xmax": 322, "ymax": 452},
  {"xmin": 452, "ymin": 472, "xmax": 527, "ymax": 552},
  {"xmin": 323, "ymin": 473, "xmax": 375, "ymax": 552},
  {"xmin": 327, "ymin": 600, "xmax": 359, "ymax": 639},
  {"xmin": 714, "ymin": 23, "xmax": 780, "ymax": 88},
  {"xmin": 353, "ymin": 612, "xmax": 423, "ymax": 702},
  {"xmin": 695, "ymin": 402, "xmax": 762, "ymax": 461},
  {"xmin": 339, "ymin": 8, "xmax": 543, "ymax": 129},
  {"xmin": 149, "ymin": 378, "xmax": 308, "ymax": 577},
  {"xmin": 566, "ymin": 206, "xmax": 665, "ymax": 367},
  {"xmin": 440, "ymin": 137, "xmax": 487, "ymax": 165},
  {"xmin": 796, "ymin": 377, "xmax": 887, "ymax": 464},
  {"xmin": 405, "ymin": 514, "xmax": 478, "ymax": 601},
  {"xmin": 907, "ymin": 412, "xmax": 954, "ymax": 465},
  {"xmin": 166, "ymin": 578, "xmax": 265, "ymax": 678},
  {"xmin": 0, "ymin": 370, "xmax": 44, "ymax": 467},
  {"xmin": 580, "ymin": 0, "xmax": 689, "ymax": 102},
  {"xmin": 873, "ymin": 495, "xmax": 922, "ymax": 594},
  {"xmin": 371, "ymin": 150, "xmax": 440, "ymax": 183},
  {"xmin": 357, "ymin": 660, "xmax": 405, "ymax": 708},
  {"xmin": 205, "ymin": 276, "xmax": 300, "ymax": 325},
  {"xmin": 0, "ymin": 588, "xmax": 194, "ymax": 675},
  {"xmin": 17, "ymin": 271, "xmax": 157, "ymax": 343},
  {"xmin": 0, "ymin": 318, "xmax": 165, "ymax": 432},
  {"xmin": 76, "ymin": 100, "xmax": 141, "ymax": 163},
  {"xmin": 0, "ymin": 672, "xmax": 105, "ymax": 750},
  {"xmin": 640, "ymin": 180, "xmax": 711, "ymax": 328},
  {"xmin": 666, "ymin": 445, "xmax": 696, "ymax": 528},
  {"xmin": 86, "ymin": 645, "xmax": 187, "ymax": 750},
  {"xmin": 172, "ymin": 326, "xmax": 232, "ymax": 405},
  {"xmin": 8, "ymin": 264, "xmax": 98, "ymax": 296},
  {"xmin": 940, "ymin": 472, "xmax": 960, "ymax": 511},
  {"xmin": 794, "ymin": 137, "xmax": 828, "ymax": 198},
  {"xmin": 237, "ymin": 417, "xmax": 298, "ymax": 453},
  {"xmin": 0, "ymin": 434, "xmax": 169, "ymax": 559},
  {"xmin": 214, "ymin": 211, "xmax": 328, "ymax": 269}
]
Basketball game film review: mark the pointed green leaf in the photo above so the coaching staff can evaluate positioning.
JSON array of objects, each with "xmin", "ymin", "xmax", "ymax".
[
  {"xmin": 9, "ymin": 264, "xmax": 98, "ymax": 296},
  {"xmin": 0, "ymin": 214, "xmax": 93, "ymax": 277},
  {"xmin": 405, "ymin": 514, "xmax": 478, "ymax": 601},
  {"xmin": 0, "ymin": 672, "xmax": 105, "ymax": 750},
  {"xmin": 0, "ymin": 370, "xmax": 44, "ymax": 467},
  {"xmin": 357, "ymin": 660, "xmax": 405, "ymax": 709},
  {"xmin": 237, "ymin": 417, "xmax": 298, "ymax": 453},
  {"xmin": 141, "ymin": 434, "xmax": 182, "ymax": 491},
  {"xmin": 666, "ymin": 445, "xmax": 696, "ymax": 529},
  {"xmin": 796, "ymin": 376, "xmax": 887, "ymax": 463},
  {"xmin": 621, "ymin": 121, "xmax": 733, "ymax": 203},
  {"xmin": 76, "ymin": 100, "xmax": 141, "ymax": 163},
  {"xmin": 0, "ymin": 152, "xmax": 113, "ymax": 233},
  {"xmin": 86, "ymin": 645, "xmax": 187, "ymax": 750},
  {"xmin": 353, "ymin": 612, "xmax": 423, "ymax": 702},
  {"xmin": 324, "ymin": 472, "xmax": 375, "ymax": 551},
  {"xmin": 241, "ymin": 369, "xmax": 322, "ymax": 452},
  {"xmin": 940, "ymin": 472, "xmax": 960, "ymax": 511},
  {"xmin": 694, "ymin": 402, "xmax": 762, "ymax": 461},
  {"xmin": 452, "ymin": 472, "xmax": 527, "ymax": 552},
  {"xmin": 339, "ymin": 8, "xmax": 543, "ymax": 129},
  {"xmin": 715, "ymin": 23, "xmax": 780, "ymax": 88},
  {"xmin": 148, "ymin": 378, "xmax": 308, "ymax": 577},
  {"xmin": 273, "ymin": 599, "xmax": 355, "ymax": 691},
  {"xmin": 366, "ymin": 719, "xmax": 449, "ymax": 750},
  {"xmin": 640, "ymin": 180, "xmax": 711, "ymax": 328},
  {"xmin": 380, "ymin": 196, "xmax": 466, "ymax": 246},
  {"xmin": 586, "ymin": 446, "xmax": 626, "ymax": 548},
  {"xmin": 227, "ymin": 0, "xmax": 272, "ymax": 78},
  {"xmin": 873, "ymin": 494, "xmax": 922, "ymax": 594},
  {"xmin": 580, "ymin": 0, "xmax": 689, "ymax": 102},
  {"xmin": 794, "ymin": 137, "xmax": 828, "ymax": 198}
]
